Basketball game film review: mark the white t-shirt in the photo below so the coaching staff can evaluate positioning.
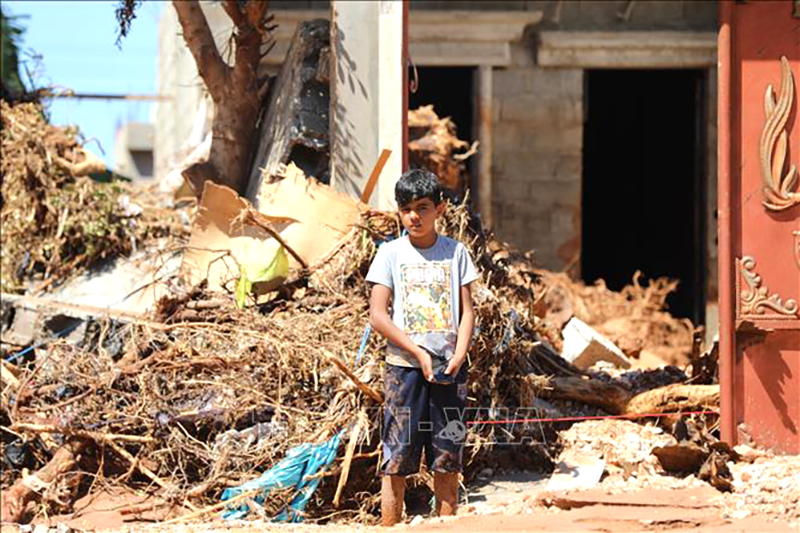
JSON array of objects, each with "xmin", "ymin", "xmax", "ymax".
[{"xmin": 366, "ymin": 234, "xmax": 479, "ymax": 368}]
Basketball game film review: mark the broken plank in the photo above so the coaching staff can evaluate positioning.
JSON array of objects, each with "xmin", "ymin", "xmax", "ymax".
[
  {"xmin": 333, "ymin": 410, "xmax": 368, "ymax": 507},
  {"xmin": 361, "ymin": 149, "xmax": 392, "ymax": 204}
]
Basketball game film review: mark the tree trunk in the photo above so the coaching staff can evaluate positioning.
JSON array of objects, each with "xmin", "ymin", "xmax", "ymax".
[
  {"xmin": 543, "ymin": 376, "xmax": 631, "ymax": 415},
  {"xmin": 625, "ymin": 383, "xmax": 719, "ymax": 416},
  {"xmin": 540, "ymin": 377, "xmax": 720, "ymax": 417},
  {"xmin": 172, "ymin": 0, "xmax": 269, "ymax": 196}
]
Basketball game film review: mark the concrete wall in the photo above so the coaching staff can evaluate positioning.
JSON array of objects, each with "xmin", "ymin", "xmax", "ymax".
[
  {"xmin": 114, "ymin": 122, "xmax": 154, "ymax": 180},
  {"xmin": 491, "ymin": 62, "xmax": 583, "ymax": 269},
  {"xmin": 330, "ymin": 1, "xmax": 404, "ymax": 209},
  {"xmin": 154, "ymin": 5, "xmax": 203, "ymax": 184}
]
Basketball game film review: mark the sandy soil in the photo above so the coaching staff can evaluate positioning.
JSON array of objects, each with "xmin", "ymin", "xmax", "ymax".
[
  {"xmin": 5, "ymin": 421, "xmax": 797, "ymax": 533},
  {"xmin": 4, "ymin": 466, "xmax": 797, "ymax": 533}
]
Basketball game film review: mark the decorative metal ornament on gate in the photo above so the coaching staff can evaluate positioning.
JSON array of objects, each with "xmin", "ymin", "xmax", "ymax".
[
  {"xmin": 737, "ymin": 255, "xmax": 799, "ymax": 319},
  {"xmin": 759, "ymin": 56, "xmax": 799, "ymax": 212}
]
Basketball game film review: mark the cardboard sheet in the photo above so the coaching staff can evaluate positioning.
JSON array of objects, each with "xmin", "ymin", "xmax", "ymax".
[
  {"xmin": 181, "ymin": 168, "xmax": 361, "ymax": 293},
  {"xmin": 255, "ymin": 163, "xmax": 363, "ymax": 265}
]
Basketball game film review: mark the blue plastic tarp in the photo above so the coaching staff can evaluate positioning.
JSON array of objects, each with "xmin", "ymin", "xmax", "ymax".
[{"xmin": 220, "ymin": 430, "xmax": 344, "ymax": 522}]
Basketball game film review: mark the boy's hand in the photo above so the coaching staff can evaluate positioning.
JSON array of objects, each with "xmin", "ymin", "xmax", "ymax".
[
  {"xmin": 415, "ymin": 348, "xmax": 434, "ymax": 382},
  {"xmin": 444, "ymin": 355, "xmax": 464, "ymax": 377}
]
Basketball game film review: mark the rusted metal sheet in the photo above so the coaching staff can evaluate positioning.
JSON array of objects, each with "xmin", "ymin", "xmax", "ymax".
[{"xmin": 719, "ymin": 1, "xmax": 800, "ymax": 454}]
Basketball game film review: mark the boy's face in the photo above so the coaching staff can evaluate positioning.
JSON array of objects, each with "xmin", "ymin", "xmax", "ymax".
[{"xmin": 398, "ymin": 197, "xmax": 443, "ymax": 240}]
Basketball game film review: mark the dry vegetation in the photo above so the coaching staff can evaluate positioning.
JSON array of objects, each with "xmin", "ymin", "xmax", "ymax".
[{"xmin": 0, "ymin": 101, "xmax": 186, "ymax": 294}]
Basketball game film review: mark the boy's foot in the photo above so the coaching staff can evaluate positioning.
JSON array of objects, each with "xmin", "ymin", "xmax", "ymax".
[
  {"xmin": 434, "ymin": 472, "xmax": 459, "ymax": 516},
  {"xmin": 381, "ymin": 475, "xmax": 405, "ymax": 526}
]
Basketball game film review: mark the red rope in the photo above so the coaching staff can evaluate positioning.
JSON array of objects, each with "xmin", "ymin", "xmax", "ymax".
[{"xmin": 465, "ymin": 410, "xmax": 717, "ymax": 426}]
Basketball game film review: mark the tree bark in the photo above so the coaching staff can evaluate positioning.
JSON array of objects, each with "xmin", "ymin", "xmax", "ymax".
[
  {"xmin": 625, "ymin": 383, "xmax": 719, "ymax": 416},
  {"xmin": 543, "ymin": 376, "xmax": 631, "ymax": 415},
  {"xmin": 172, "ymin": 0, "xmax": 270, "ymax": 196},
  {"xmin": 540, "ymin": 377, "xmax": 720, "ymax": 417}
]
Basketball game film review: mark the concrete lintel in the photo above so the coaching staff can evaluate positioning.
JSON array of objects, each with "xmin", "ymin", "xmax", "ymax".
[
  {"xmin": 265, "ymin": 10, "xmax": 541, "ymax": 67},
  {"xmin": 266, "ymin": 40, "xmax": 511, "ymax": 67},
  {"xmin": 537, "ymin": 31, "xmax": 717, "ymax": 69},
  {"xmin": 271, "ymin": 10, "xmax": 542, "ymax": 41},
  {"xmin": 410, "ymin": 42, "xmax": 511, "ymax": 67}
]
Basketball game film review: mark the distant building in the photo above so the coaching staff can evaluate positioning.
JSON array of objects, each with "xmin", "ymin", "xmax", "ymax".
[{"xmin": 114, "ymin": 121, "xmax": 154, "ymax": 180}]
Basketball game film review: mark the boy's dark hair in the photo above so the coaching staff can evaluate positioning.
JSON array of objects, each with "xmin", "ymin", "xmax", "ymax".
[{"xmin": 395, "ymin": 169, "xmax": 443, "ymax": 207}]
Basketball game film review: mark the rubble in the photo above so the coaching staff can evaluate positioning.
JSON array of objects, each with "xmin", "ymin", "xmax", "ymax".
[
  {"xmin": 2, "ymin": 162, "xmax": 714, "ymax": 525},
  {"xmin": 556, "ymin": 419, "xmax": 676, "ymax": 482},
  {"xmin": 540, "ymin": 270, "xmax": 694, "ymax": 365},
  {"xmin": 545, "ymin": 450, "xmax": 605, "ymax": 492},
  {"xmin": 0, "ymin": 100, "xmax": 189, "ymax": 295},
  {"xmin": 719, "ymin": 447, "xmax": 800, "ymax": 522},
  {"xmin": 560, "ymin": 317, "xmax": 631, "ymax": 370}
]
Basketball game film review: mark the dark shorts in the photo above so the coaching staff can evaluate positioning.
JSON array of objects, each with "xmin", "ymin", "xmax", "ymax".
[{"xmin": 382, "ymin": 363, "xmax": 468, "ymax": 476}]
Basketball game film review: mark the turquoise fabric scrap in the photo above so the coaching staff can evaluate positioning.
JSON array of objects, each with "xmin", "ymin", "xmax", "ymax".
[{"xmin": 221, "ymin": 430, "xmax": 345, "ymax": 522}]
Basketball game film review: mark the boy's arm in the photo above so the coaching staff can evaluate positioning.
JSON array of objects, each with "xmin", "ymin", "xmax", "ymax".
[
  {"xmin": 369, "ymin": 283, "xmax": 434, "ymax": 381},
  {"xmin": 444, "ymin": 282, "xmax": 475, "ymax": 377}
]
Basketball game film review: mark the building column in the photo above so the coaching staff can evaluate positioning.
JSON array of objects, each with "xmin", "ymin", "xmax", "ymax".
[
  {"xmin": 330, "ymin": 0, "xmax": 405, "ymax": 209},
  {"xmin": 476, "ymin": 65, "xmax": 494, "ymax": 227}
]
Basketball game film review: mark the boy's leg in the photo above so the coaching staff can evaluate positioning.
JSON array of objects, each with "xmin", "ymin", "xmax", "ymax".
[
  {"xmin": 433, "ymin": 472, "xmax": 459, "ymax": 516},
  {"xmin": 427, "ymin": 364, "xmax": 468, "ymax": 516},
  {"xmin": 381, "ymin": 364, "xmax": 429, "ymax": 525},
  {"xmin": 381, "ymin": 475, "xmax": 406, "ymax": 526}
]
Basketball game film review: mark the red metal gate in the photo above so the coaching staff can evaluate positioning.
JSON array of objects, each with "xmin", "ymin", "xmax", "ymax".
[{"xmin": 719, "ymin": 1, "xmax": 800, "ymax": 454}]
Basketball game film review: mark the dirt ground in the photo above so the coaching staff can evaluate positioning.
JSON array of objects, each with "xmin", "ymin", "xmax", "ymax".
[{"xmin": 5, "ymin": 450, "xmax": 798, "ymax": 533}]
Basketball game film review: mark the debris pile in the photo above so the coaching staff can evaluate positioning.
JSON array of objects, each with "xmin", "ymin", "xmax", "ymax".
[
  {"xmin": 546, "ymin": 417, "xmax": 736, "ymax": 494},
  {"xmin": 408, "ymin": 105, "xmax": 477, "ymax": 195},
  {"xmin": 529, "ymin": 422, "xmax": 800, "ymax": 526},
  {"xmin": 556, "ymin": 419, "xmax": 676, "ymax": 486},
  {"xmin": 539, "ymin": 271, "xmax": 694, "ymax": 366},
  {"xmin": 0, "ymin": 173, "xmax": 563, "ymax": 523},
  {"xmin": 1, "ymin": 101, "xmax": 724, "ymax": 527},
  {"xmin": 0, "ymin": 161, "xmax": 724, "ymax": 526},
  {"xmin": 0, "ymin": 101, "xmax": 187, "ymax": 294},
  {"xmin": 719, "ymin": 446, "xmax": 800, "ymax": 522}
]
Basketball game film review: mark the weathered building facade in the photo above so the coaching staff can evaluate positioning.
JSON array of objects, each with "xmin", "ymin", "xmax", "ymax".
[{"xmin": 155, "ymin": 1, "xmax": 719, "ymax": 327}]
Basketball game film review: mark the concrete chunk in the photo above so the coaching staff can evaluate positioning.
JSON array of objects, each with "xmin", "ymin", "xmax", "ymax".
[
  {"xmin": 546, "ymin": 450, "xmax": 606, "ymax": 492},
  {"xmin": 561, "ymin": 317, "xmax": 631, "ymax": 369}
]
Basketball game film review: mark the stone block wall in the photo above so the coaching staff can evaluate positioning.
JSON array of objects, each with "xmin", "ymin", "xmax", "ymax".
[
  {"xmin": 491, "ymin": 55, "xmax": 584, "ymax": 270},
  {"xmin": 488, "ymin": 1, "xmax": 717, "ymax": 273}
]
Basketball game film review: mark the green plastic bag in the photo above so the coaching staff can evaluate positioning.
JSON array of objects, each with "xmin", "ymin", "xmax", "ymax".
[{"xmin": 235, "ymin": 244, "xmax": 289, "ymax": 308}]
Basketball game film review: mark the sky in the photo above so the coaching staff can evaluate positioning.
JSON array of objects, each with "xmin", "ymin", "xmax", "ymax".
[{"xmin": 5, "ymin": 0, "xmax": 164, "ymax": 169}]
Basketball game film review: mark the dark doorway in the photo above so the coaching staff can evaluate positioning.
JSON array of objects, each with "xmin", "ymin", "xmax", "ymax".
[
  {"xmin": 409, "ymin": 67, "xmax": 474, "ymax": 144},
  {"xmin": 582, "ymin": 70, "xmax": 706, "ymax": 323},
  {"xmin": 408, "ymin": 67, "xmax": 475, "ymax": 199}
]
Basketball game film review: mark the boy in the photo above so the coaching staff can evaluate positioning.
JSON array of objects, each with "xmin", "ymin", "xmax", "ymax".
[{"xmin": 366, "ymin": 169, "xmax": 479, "ymax": 526}]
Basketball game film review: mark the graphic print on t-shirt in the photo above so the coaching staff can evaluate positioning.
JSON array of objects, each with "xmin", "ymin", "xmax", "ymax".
[{"xmin": 400, "ymin": 262, "xmax": 452, "ymax": 334}]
